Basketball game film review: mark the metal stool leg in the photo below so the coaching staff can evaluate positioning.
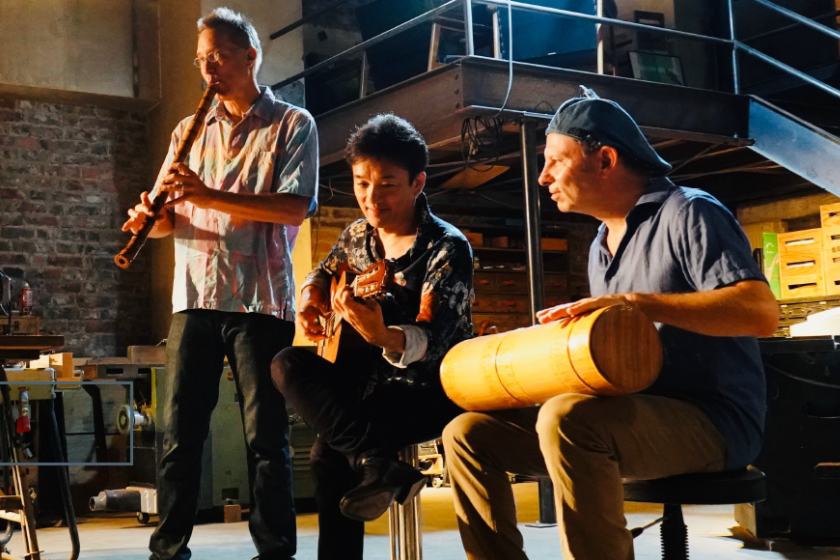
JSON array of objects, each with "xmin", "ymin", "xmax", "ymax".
[
  {"xmin": 660, "ymin": 504, "xmax": 688, "ymax": 560},
  {"xmin": 389, "ymin": 446, "xmax": 422, "ymax": 560},
  {"xmin": 47, "ymin": 399, "xmax": 79, "ymax": 560}
]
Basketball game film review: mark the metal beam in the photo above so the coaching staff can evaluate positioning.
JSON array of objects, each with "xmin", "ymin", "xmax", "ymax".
[
  {"xmin": 458, "ymin": 57, "xmax": 750, "ymax": 138},
  {"xmin": 520, "ymin": 118, "xmax": 544, "ymax": 320},
  {"xmin": 520, "ymin": 117, "xmax": 555, "ymax": 527},
  {"xmin": 314, "ymin": 57, "xmax": 751, "ymax": 165},
  {"xmin": 315, "ymin": 64, "xmax": 464, "ymax": 165},
  {"xmin": 748, "ymin": 97, "xmax": 840, "ymax": 196}
]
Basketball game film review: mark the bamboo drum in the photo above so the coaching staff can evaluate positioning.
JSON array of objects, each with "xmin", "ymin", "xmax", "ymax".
[{"xmin": 440, "ymin": 305, "xmax": 663, "ymax": 411}]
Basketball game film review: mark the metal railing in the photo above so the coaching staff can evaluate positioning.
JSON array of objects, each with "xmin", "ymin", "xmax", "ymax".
[{"xmin": 269, "ymin": 0, "xmax": 840, "ymax": 109}]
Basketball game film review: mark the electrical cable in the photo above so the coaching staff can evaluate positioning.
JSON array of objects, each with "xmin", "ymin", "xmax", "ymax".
[
  {"xmin": 763, "ymin": 362, "xmax": 840, "ymax": 390},
  {"xmin": 492, "ymin": 0, "xmax": 515, "ymax": 118},
  {"xmin": 461, "ymin": 116, "xmax": 505, "ymax": 171}
]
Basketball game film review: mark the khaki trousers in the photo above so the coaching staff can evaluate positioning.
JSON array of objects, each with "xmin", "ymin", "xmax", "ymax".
[{"xmin": 442, "ymin": 394, "xmax": 727, "ymax": 560}]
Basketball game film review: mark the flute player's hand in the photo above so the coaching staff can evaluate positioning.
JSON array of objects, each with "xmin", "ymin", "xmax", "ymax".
[{"xmin": 121, "ymin": 191, "xmax": 173, "ymax": 237}]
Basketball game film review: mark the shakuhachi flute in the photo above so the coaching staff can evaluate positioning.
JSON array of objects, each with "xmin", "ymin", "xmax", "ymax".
[{"xmin": 114, "ymin": 84, "xmax": 217, "ymax": 269}]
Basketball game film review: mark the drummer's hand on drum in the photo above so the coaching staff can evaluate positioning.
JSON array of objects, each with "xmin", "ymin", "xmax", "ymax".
[
  {"xmin": 536, "ymin": 294, "xmax": 632, "ymax": 324},
  {"xmin": 297, "ymin": 286, "xmax": 330, "ymax": 342}
]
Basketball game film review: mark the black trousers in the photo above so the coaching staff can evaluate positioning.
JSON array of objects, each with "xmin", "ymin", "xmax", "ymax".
[
  {"xmin": 271, "ymin": 346, "xmax": 463, "ymax": 560},
  {"xmin": 149, "ymin": 310, "xmax": 296, "ymax": 560}
]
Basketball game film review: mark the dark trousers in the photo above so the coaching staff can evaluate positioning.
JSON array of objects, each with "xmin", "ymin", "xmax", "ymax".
[
  {"xmin": 271, "ymin": 347, "xmax": 462, "ymax": 560},
  {"xmin": 150, "ymin": 310, "xmax": 296, "ymax": 560}
]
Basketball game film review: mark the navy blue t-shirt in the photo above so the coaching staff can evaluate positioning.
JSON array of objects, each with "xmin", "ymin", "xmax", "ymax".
[{"xmin": 588, "ymin": 178, "xmax": 767, "ymax": 470}]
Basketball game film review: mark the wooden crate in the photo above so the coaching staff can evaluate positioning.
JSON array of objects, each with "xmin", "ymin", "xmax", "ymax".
[
  {"xmin": 4, "ymin": 315, "xmax": 39, "ymax": 335},
  {"xmin": 541, "ymin": 238, "xmax": 568, "ymax": 251},
  {"xmin": 741, "ymin": 220, "xmax": 788, "ymax": 252},
  {"xmin": 823, "ymin": 226, "xmax": 840, "ymax": 295},
  {"xmin": 779, "ymin": 229, "xmax": 825, "ymax": 299},
  {"xmin": 821, "ymin": 202, "xmax": 840, "ymax": 228},
  {"xmin": 463, "ymin": 232, "xmax": 484, "ymax": 247}
]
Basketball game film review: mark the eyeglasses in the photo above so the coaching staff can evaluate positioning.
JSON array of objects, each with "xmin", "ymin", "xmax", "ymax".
[{"xmin": 193, "ymin": 48, "xmax": 245, "ymax": 68}]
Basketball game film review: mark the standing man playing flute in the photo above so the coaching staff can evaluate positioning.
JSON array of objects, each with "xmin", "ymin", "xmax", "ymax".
[{"xmin": 121, "ymin": 8, "xmax": 318, "ymax": 560}]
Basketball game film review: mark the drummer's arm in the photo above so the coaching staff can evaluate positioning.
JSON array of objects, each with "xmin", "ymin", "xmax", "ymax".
[{"xmin": 536, "ymin": 279, "xmax": 779, "ymax": 338}]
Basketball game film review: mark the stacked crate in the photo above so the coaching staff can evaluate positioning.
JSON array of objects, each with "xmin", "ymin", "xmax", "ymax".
[
  {"xmin": 821, "ymin": 203, "xmax": 840, "ymax": 296},
  {"xmin": 778, "ymin": 229, "xmax": 824, "ymax": 300}
]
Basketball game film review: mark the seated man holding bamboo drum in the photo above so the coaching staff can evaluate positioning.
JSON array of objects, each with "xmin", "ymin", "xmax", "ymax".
[
  {"xmin": 442, "ymin": 88, "xmax": 780, "ymax": 560},
  {"xmin": 271, "ymin": 114, "xmax": 472, "ymax": 560}
]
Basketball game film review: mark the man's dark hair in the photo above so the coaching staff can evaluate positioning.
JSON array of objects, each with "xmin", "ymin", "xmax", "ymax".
[
  {"xmin": 345, "ymin": 114, "xmax": 429, "ymax": 181},
  {"xmin": 197, "ymin": 7, "xmax": 262, "ymax": 74}
]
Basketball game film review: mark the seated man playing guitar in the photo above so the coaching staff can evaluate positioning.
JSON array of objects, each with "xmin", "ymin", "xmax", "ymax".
[{"xmin": 271, "ymin": 114, "xmax": 473, "ymax": 560}]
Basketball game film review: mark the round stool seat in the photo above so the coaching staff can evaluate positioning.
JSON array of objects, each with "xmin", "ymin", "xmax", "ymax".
[{"xmin": 623, "ymin": 466, "xmax": 766, "ymax": 505}]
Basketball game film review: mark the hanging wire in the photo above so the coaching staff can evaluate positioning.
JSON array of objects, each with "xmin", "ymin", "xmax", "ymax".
[
  {"xmin": 461, "ymin": 116, "xmax": 506, "ymax": 171},
  {"xmin": 491, "ymin": 0, "xmax": 515, "ymax": 118}
]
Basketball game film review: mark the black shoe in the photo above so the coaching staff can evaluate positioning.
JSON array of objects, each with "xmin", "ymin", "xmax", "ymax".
[{"xmin": 339, "ymin": 457, "xmax": 427, "ymax": 522}]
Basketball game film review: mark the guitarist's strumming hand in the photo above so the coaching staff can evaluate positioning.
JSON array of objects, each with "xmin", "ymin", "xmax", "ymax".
[
  {"xmin": 332, "ymin": 284, "xmax": 406, "ymax": 354},
  {"xmin": 297, "ymin": 286, "xmax": 330, "ymax": 342}
]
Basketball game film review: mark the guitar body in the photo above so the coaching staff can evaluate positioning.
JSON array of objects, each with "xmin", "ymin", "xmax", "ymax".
[{"xmin": 317, "ymin": 261, "xmax": 393, "ymax": 364}]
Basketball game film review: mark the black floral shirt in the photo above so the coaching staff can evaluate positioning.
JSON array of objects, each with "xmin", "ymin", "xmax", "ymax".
[{"xmin": 302, "ymin": 194, "xmax": 474, "ymax": 390}]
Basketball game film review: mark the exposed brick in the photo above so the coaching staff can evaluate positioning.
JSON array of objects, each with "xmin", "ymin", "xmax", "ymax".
[
  {"xmin": 46, "ymin": 254, "xmax": 83, "ymax": 267},
  {"xmin": 0, "ymin": 187, "xmax": 22, "ymax": 199},
  {"xmin": 0, "ymin": 97, "xmax": 150, "ymax": 356},
  {"xmin": 1, "ymin": 227, "xmax": 35, "ymax": 239}
]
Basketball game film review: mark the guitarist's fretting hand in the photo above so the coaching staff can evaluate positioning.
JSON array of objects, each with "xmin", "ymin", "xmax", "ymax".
[
  {"xmin": 297, "ymin": 286, "xmax": 330, "ymax": 342},
  {"xmin": 332, "ymin": 284, "xmax": 406, "ymax": 354}
]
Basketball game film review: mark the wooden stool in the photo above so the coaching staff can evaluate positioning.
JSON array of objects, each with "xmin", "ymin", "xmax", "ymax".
[
  {"xmin": 623, "ymin": 467, "xmax": 766, "ymax": 560},
  {"xmin": 388, "ymin": 445, "xmax": 422, "ymax": 560}
]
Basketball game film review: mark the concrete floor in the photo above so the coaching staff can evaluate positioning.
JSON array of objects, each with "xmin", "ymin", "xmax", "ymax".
[{"xmin": 12, "ymin": 483, "xmax": 840, "ymax": 560}]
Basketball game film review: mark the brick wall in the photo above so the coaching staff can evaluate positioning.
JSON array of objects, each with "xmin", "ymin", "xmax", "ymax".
[{"xmin": 0, "ymin": 97, "xmax": 152, "ymax": 357}]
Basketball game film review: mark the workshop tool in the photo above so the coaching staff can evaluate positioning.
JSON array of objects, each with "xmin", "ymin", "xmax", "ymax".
[{"xmin": 0, "ymin": 335, "xmax": 78, "ymax": 560}]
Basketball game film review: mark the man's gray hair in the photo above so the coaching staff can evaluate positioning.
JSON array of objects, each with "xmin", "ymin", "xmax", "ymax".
[{"xmin": 198, "ymin": 7, "xmax": 262, "ymax": 76}]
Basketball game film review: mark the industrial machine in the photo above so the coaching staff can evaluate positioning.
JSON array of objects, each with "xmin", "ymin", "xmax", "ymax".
[{"xmin": 89, "ymin": 361, "xmax": 317, "ymax": 523}]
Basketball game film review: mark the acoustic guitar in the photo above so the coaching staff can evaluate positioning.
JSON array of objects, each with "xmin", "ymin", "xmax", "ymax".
[{"xmin": 317, "ymin": 260, "xmax": 394, "ymax": 363}]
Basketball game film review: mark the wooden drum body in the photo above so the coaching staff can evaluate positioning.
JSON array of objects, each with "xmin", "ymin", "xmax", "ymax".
[{"xmin": 440, "ymin": 305, "xmax": 663, "ymax": 411}]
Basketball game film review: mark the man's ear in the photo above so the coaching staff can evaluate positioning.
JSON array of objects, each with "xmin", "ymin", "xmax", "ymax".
[
  {"xmin": 412, "ymin": 171, "xmax": 426, "ymax": 196},
  {"xmin": 247, "ymin": 47, "xmax": 258, "ymax": 68},
  {"xmin": 599, "ymin": 146, "xmax": 620, "ymax": 176}
]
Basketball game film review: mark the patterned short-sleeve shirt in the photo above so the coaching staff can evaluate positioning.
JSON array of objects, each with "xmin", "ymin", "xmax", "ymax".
[
  {"xmin": 303, "ymin": 194, "xmax": 474, "ymax": 389},
  {"xmin": 153, "ymin": 86, "xmax": 319, "ymax": 319}
]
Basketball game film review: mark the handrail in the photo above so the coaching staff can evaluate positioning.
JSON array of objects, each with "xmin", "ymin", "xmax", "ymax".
[
  {"xmin": 735, "ymin": 42, "xmax": 840, "ymax": 103},
  {"xmin": 748, "ymin": 0, "xmax": 840, "ymax": 43},
  {"xmin": 741, "ymin": 8, "xmax": 840, "ymax": 43},
  {"xmin": 270, "ymin": 0, "xmax": 355, "ymax": 41},
  {"xmin": 727, "ymin": 0, "xmax": 739, "ymax": 94},
  {"xmin": 474, "ymin": 0, "xmax": 733, "ymax": 46},
  {"xmin": 271, "ymin": 0, "xmax": 463, "ymax": 91},
  {"xmin": 268, "ymin": 0, "xmax": 840, "ymax": 111}
]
